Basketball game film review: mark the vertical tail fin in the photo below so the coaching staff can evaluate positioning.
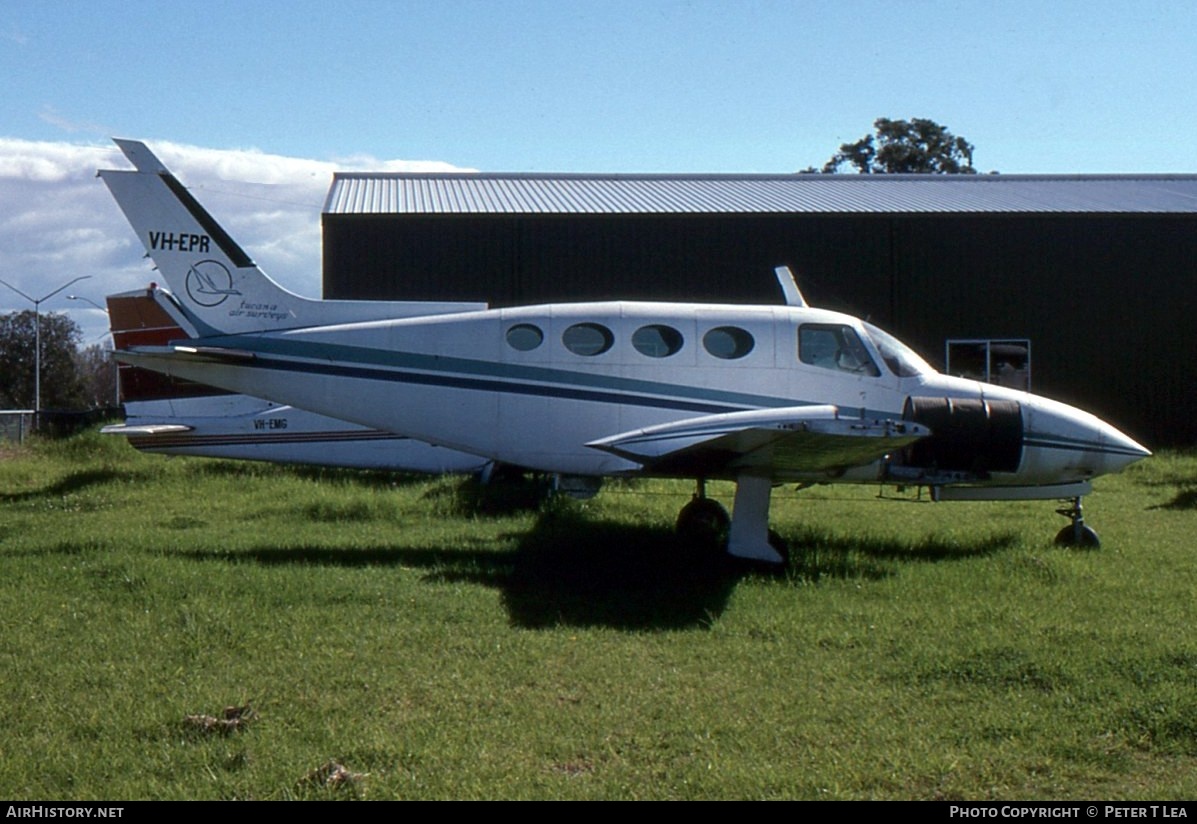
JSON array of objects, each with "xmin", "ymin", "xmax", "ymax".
[
  {"xmin": 100, "ymin": 140, "xmax": 300, "ymax": 336},
  {"xmin": 100, "ymin": 139, "xmax": 485, "ymax": 337}
]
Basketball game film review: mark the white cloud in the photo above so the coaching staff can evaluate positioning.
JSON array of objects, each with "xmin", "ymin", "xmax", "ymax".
[
  {"xmin": 0, "ymin": 137, "xmax": 470, "ymax": 344},
  {"xmin": 37, "ymin": 105, "xmax": 109, "ymax": 137}
]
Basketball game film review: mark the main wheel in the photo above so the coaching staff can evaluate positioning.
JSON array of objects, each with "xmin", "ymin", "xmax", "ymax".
[{"xmin": 676, "ymin": 497, "xmax": 730, "ymax": 551}]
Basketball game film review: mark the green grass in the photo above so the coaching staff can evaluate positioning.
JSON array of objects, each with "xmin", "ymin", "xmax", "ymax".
[{"xmin": 1, "ymin": 430, "xmax": 1194, "ymax": 799}]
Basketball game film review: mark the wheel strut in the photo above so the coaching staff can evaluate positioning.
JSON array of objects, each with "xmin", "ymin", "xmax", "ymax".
[{"xmin": 1054, "ymin": 496, "xmax": 1100, "ymax": 547}]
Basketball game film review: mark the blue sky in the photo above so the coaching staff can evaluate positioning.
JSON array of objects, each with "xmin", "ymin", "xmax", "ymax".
[
  {"xmin": 4, "ymin": 0, "xmax": 1195, "ymax": 173},
  {"xmin": 1, "ymin": 0, "xmax": 1195, "ymax": 341}
]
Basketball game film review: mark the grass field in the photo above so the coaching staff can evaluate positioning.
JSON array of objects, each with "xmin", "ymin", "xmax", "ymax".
[{"xmin": 1, "ymin": 429, "xmax": 1194, "ymax": 800}]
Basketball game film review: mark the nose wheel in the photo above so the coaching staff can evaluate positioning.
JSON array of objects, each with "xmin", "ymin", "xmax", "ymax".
[{"xmin": 1054, "ymin": 496, "xmax": 1100, "ymax": 547}]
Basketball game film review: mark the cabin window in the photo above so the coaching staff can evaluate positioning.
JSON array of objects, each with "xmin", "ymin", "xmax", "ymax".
[
  {"xmin": 799, "ymin": 324, "xmax": 881, "ymax": 376},
  {"xmin": 703, "ymin": 326, "xmax": 754, "ymax": 360},
  {"xmin": 506, "ymin": 323, "xmax": 544, "ymax": 351},
  {"xmin": 632, "ymin": 324, "xmax": 684, "ymax": 358},
  {"xmin": 563, "ymin": 322, "xmax": 614, "ymax": 356}
]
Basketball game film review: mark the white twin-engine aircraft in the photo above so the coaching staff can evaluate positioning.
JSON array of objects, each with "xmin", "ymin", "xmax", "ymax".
[{"xmin": 101, "ymin": 139, "xmax": 1150, "ymax": 565}]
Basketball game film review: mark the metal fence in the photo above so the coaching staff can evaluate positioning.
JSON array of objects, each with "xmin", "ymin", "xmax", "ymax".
[{"xmin": 0, "ymin": 410, "xmax": 35, "ymax": 444}]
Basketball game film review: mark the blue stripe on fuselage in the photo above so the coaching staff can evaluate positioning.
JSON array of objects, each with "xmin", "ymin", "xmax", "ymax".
[
  {"xmin": 230, "ymin": 353, "xmax": 761, "ymax": 415},
  {"xmin": 1022, "ymin": 435, "xmax": 1147, "ymax": 458},
  {"xmin": 196, "ymin": 335, "xmax": 803, "ymax": 412}
]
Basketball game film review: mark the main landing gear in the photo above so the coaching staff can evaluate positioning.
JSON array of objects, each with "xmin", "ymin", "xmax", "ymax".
[
  {"xmin": 1054, "ymin": 495, "xmax": 1101, "ymax": 547},
  {"xmin": 676, "ymin": 482, "xmax": 731, "ymax": 549},
  {"xmin": 675, "ymin": 477, "xmax": 789, "ymax": 567}
]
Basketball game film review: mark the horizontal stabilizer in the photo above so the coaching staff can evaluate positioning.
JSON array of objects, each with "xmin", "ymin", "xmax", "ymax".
[
  {"xmin": 101, "ymin": 423, "xmax": 193, "ymax": 436},
  {"xmin": 171, "ymin": 345, "xmax": 257, "ymax": 362},
  {"xmin": 114, "ymin": 344, "xmax": 257, "ymax": 368},
  {"xmin": 588, "ymin": 405, "xmax": 928, "ymax": 478}
]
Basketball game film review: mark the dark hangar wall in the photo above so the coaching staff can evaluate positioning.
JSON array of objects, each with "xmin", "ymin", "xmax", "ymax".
[
  {"xmin": 891, "ymin": 215, "xmax": 1197, "ymax": 450},
  {"xmin": 322, "ymin": 212, "xmax": 1197, "ymax": 447},
  {"xmin": 323, "ymin": 214, "xmax": 892, "ymax": 310}
]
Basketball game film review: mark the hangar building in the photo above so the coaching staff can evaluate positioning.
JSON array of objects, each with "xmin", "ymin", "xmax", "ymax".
[{"xmin": 321, "ymin": 173, "xmax": 1197, "ymax": 448}]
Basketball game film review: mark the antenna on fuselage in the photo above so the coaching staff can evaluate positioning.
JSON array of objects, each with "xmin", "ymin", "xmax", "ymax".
[{"xmin": 774, "ymin": 265, "xmax": 808, "ymax": 308}]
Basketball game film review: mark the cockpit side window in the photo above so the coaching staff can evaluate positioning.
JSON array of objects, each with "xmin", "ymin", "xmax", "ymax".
[
  {"xmin": 799, "ymin": 324, "xmax": 881, "ymax": 377},
  {"xmin": 861, "ymin": 321, "xmax": 934, "ymax": 377}
]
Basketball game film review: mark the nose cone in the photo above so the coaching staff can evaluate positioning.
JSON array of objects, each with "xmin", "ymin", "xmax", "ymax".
[
  {"xmin": 1022, "ymin": 395, "xmax": 1151, "ymax": 482},
  {"xmin": 1101, "ymin": 424, "xmax": 1152, "ymax": 472}
]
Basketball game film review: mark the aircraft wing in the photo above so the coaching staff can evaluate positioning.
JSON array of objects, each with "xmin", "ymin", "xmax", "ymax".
[{"xmin": 587, "ymin": 405, "xmax": 928, "ymax": 479}]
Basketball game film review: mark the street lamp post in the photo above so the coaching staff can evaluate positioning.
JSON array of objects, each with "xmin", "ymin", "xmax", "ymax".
[{"xmin": 0, "ymin": 275, "xmax": 93, "ymax": 427}]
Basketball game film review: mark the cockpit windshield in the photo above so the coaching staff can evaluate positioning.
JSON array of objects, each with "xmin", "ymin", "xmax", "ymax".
[{"xmin": 862, "ymin": 322, "xmax": 936, "ymax": 378}]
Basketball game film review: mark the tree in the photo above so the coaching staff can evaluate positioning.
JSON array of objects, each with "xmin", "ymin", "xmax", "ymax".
[
  {"xmin": 0, "ymin": 310, "xmax": 88, "ymax": 409},
  {"xmin": 821, "ymin": 117, "xmax": 977, "ymax": 174},
  {"xmin": 75, "ymin": 343, "xmax": 118, "ymax": 409}
]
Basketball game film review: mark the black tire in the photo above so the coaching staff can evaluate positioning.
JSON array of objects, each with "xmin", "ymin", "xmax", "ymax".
[
  {"xmin": 676, "ymin": 497, "xmax": 730, "ymax": 552},
  {"xmin": 1054, "ymin": 523, "xmax": 1101, "ymax": 548}
]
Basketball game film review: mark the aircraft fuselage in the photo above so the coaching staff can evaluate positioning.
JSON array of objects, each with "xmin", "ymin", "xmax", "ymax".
[{"xmin": 126, "ymin": 299, "xmax": 1147, "ymax": 489}]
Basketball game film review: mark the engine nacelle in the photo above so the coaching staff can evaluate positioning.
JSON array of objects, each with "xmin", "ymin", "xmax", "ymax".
[{"xmin": 901, "ymin": 397, "xmax": 1023, "ymax": 477}]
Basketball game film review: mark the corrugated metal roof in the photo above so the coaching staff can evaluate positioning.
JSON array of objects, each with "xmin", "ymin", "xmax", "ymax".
[{"xmin": 324, "ymin": 172, "xmax": 1197, "ymax": 216}]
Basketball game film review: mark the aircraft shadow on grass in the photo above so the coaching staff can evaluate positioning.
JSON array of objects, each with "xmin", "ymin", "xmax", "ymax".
[
  {"xmin": 6, "ymin": 468, "xmax": 1016, "ymax": 628},
  {"xmin": 0, "ymin": 463, "xmax": 437, "ymax": 504},
  {"xmin": 1124, "ymin": 468, "xmax": 1197, "ymax": 510},
  {"xmin": 178, "ymin": 460, "xmax": 439, "ymax": 490},
  {"xmin": 173, "ymin": 502, "xmax": 1020, "ymax": 632},
  {"xmin": 1147, "ymin": 487, "xmax": 1197, "ymax": 511},
  {"xmin": 0, "ymin": 468, "xmax": 127, "ymax": 503}
]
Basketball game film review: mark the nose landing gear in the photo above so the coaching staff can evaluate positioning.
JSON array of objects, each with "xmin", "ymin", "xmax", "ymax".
[{"xmin": 1054, "ymin": 496, "xmax": 1101, "ymax": 547}]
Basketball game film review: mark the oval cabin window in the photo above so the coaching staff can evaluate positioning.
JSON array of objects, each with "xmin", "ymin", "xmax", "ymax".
[
  {"xmin": 562, "ymin": 323, "xmax": 615, "ymax": 356},
  {"xmin": 702, "ymin": 326, "xmax": 755, "ymax": 360},
  {"xmin": 632, "ymin": 324, "xmax": 684, "ymax": 358},
  {"xmin": 506, "ymin": 323, "xmax": 544, "ymax": 351}
]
